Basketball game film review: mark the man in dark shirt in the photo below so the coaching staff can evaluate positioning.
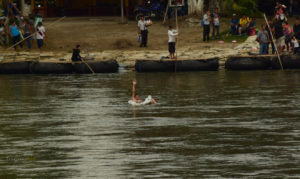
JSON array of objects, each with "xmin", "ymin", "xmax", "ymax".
[
  {"xmin": 72, "ymin": 45, "xmax": 82, "ymax": 62},
  {"xmin": 266, "ymin": 20, "xmax": 275, "ymax": 54},
  {"xmin": 273, "ymin": 18, "xmax": 285, "ymax": 54},
  {"xmin": 293, "ymin": 17, "xmax": 300, "ymax": 40}
]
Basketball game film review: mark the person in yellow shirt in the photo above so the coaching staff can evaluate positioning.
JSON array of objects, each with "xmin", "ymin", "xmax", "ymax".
[{"xmin": 239, "ymin": 15, "xmax": 250, "ymax": 35}]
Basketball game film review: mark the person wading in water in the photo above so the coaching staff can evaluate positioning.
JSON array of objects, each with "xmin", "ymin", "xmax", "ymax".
[{"xmin": 131, "ymin": 80, "xmax": 157, "ymax": 105}]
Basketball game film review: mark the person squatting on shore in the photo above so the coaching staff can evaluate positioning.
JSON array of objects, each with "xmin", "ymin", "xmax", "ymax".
[
  {"xmin": 202, "ymin": 10, "xmax": 211, "ymax": 42},
  {"xmin": 72, "ymin": 45, "xmax": 82, "ymax": 62},
  {"xmin": 168, "ymin": 26, "xmax": 179, "ymax": 59},
  {"xmin": 36, "ymin": 22, "xmax": 45, "ymax": 52},
  {"xmin": 230, "ymin": 14, "xmax": 239, "ymax": 35},
  {"xmin": 137, "ymin": 16, "xmax": 151, "ymax": 47},
  {"xmin": 9, "ymin": 20, "xmax": 23, "ymax": 50},
  {"xmin": 257, "ymin": 25, "xmax": 270, "ymax": 55}
]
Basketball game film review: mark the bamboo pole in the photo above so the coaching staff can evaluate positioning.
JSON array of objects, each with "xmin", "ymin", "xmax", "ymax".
[
  {"xmin": 162, "ymin": 3, "xmax": 169, "ymax": 24},
  {"xmin": 174, "ymin": 7, "xmax": 178, "ymax": 73},
  {"xmin": 7, "ymin": 16, "xmax": 66, "ymax": 50},
  {"xmin": 80, "ymin": 58, "xmax": 95, "ymax": 74},
  {"xmin": 263, "ymin": 14, "xmax": 284, "ymax": 70}
]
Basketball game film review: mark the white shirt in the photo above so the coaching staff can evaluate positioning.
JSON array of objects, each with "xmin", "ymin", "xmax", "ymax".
[
  {"xmin": 36, "ymin": 26, "xmax": 45, "ymax": 39},
  {"xmin": 214, "ymin": 17, "xmax": 220, "ymax": 26},
  {"xmin": 293, "ymin": 39, "xmax": 299, "ymax": 48},
  {"xmin": 138, "ymin": 20, "xmax": 147, "ymax": 31},
  {"xmin": 203, "ymin": 14, "xmax": 210, "ymax": 25},
  {"xmin": 168, "ymin": 30, "xmax": 178, "ymax": 43}
]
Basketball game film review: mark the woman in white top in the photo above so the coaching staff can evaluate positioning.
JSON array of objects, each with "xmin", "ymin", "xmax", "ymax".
[{"xmin": 168, "ymin": 26, "xmax": 179, "ymax": 59}]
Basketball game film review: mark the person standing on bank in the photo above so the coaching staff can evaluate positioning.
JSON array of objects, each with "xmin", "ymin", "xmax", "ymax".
[
  {"xmin": 36, "ymin": 22, "xmax": 45, "ymax": 52},
  {"xmin": 138, "ymin": 16, "xmax": 151, "ymax": 47},
  {"xmin": 9, "ymin": 20, "xmax": 23, "ymax": 50},
  {"xmin": 23, "ymin": 19, "xmax": 33, "ymax": 50},
  {"xmin": 211, "ymin": 8, "xmax": 220, "ymax": 40},
  {"xmin": 168, "ymin": 26, "xmax": 179, "ymax": 59},
  {"xmin": 203, "ymin": 10, "xmax": 211, "ymax": 42},
  {"xmin": 257, "ymin": 24, "xmax": 269, "ymax": 55}
]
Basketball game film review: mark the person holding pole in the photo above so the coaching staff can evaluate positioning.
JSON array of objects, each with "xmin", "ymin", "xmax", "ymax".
[
  {"xmin": 168, "ymin": 25, "xmax": 178, "ymax": 59},
  {"xmin": 9, "ymin": 20, "xmax": 23, "ymax": 50},
  {"xmin": 273, "ymin": 17, "xmax": 285, "ymax": 55},
  {"xmin": 36, "ymin": 22, "xmax": 45, "ymax": 52}
]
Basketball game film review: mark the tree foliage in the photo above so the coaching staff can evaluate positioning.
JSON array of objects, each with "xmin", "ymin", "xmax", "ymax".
[{"xmin": 223, "ymin": 0, "xmax": 259, "ymax": 16}]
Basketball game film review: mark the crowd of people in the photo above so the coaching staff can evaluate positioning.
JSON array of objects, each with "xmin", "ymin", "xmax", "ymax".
[
  {"xmin": 0, "ymin": 1, "xmax": 46, "ymax": 52},
  {"xmin": 257, "ymin": 2, "xmax": 300, "ymax": 55}
]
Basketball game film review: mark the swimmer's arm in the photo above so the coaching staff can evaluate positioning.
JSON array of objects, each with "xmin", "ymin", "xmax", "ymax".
[{"xmin": 132, "ymin": 81, "xmax": 136, "ymax": 101}]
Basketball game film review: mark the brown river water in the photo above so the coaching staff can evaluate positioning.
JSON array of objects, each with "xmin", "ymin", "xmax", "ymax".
[{"xmin": 0, "ymin": 69, "xmax": 300, "ymax": 178}]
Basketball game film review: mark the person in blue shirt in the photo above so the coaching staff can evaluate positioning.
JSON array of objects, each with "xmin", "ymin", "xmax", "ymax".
[
  {"xmin": 230, "ymin": 14, "xmax": 239, "ymax": 35},
  {"xmin": 9, "ymin": 20, "xmax": 23, "ymax": 50}
]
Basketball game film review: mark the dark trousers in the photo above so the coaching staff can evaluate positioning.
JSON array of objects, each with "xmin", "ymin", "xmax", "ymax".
[
  {"xmin": 24, "ymin": 33, "xmax": 31, "ymax": 49},
  {"xmin": 268, "ymin": 42, "xmax": 275, "ymax": 54},
  {"xmin": 140, "ymin": 30, "xmax": 148, "ymax": 47},
  {"xmin": 212, "ymin": 25, "xmax": 220, "ymax": 39},
  {"xmin": 294, "ymin": 47, "xmax": 300, "ymax": 54},
  {"xmin": 260, "ymin": 43, "xmax": 269, "ymax": 55},
  {"xmin": 203, "ymin": 25, "xmax": 210, "ymax": 42},
  {"xmin": 231, "ymin": 25, "xmax": 238, "ymax": 35},
  {"xmin": 12, "ymin": 35, "xmax": 23, "ymax": 50}
]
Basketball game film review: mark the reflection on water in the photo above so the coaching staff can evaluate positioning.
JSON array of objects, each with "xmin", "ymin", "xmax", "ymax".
[{"xmin": 0, "ymin": 70, "xmax": 300, "ymax": 178}]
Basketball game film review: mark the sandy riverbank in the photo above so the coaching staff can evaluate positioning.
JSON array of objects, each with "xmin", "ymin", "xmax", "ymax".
[{"xmin": 0, "ymin": 17, "xmax": 262, "ymax": 67}]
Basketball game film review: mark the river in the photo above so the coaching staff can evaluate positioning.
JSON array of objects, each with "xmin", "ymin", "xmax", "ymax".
[{"xmin": 0, "ymin": 70, "xmax": 300, "ymax": 178}]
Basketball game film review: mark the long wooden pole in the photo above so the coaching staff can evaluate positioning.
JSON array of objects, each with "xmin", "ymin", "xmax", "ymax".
[
  {"xmin": 7, "ymin": 16, "xmax": 66, "ymax": 50},
  {"xmin": 263, "ymin": 14, "xmax": 284, "ymax": 70},
  {"xmin": 162, "ymin": 3, "xmax": 169, "ymax": 24},
  {"xmin": 80, "ymin": 58, "xmax": 95, "ymax": 74},
  {"xmin": 174, "ymin": 7, "xmax": 178, "ymax": 73}
]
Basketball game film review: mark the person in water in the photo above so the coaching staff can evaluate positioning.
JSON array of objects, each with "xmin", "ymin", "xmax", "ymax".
[
  {"xmin": 71, "ymin": 44, "xmax": 82, "ymax": 62},
  {"xmin": 132, "ymin": 80, "xmax": 157, "ymax": 104}
]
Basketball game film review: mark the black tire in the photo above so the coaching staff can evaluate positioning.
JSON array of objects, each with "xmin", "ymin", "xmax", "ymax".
[
  {"xmin": 225, "ymin": 56, "xmax": 272, "ymax": 70},
  {"xmin": 135, "ymin": 59, "xmax": 219, "ymax": 72},
  {"xmin": 0, "ymin": 62, "xmax": 31, "ymax": 74},
  {"xmin": 30, "ymin": 62, "xmax": 73, "ymax": 74},
  {"xmin": 72, "ymin": 60, "xmax": 119, "ymax": 74},
  {"xmin": 271, "ymin": 55, "xmax": 300, "ymax": 69}
]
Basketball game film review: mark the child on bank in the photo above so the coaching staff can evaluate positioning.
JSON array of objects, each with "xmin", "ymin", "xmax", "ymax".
[
  {"xmin": 36, "ymin": 22, "xmax": 45, "ymax": 52},
  {"xmin": 292, "ymin": 36, "xmax": 299, "ymax": 54},
  {"xmin": 168, "ymin": 26, "xmax": 178, "ymax": 59}
]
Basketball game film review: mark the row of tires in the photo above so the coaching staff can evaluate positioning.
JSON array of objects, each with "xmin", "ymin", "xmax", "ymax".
[
  {"xmin": 1, "ymin": 56, "xmax": 299, "ymax": 74},
  {"xmin": 0, "ymin": 60, "xmax": 119, "ymax": 74},
  {"xmin": 135, "ymin": 55, "xmax": 300, "ymax": 72}
]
